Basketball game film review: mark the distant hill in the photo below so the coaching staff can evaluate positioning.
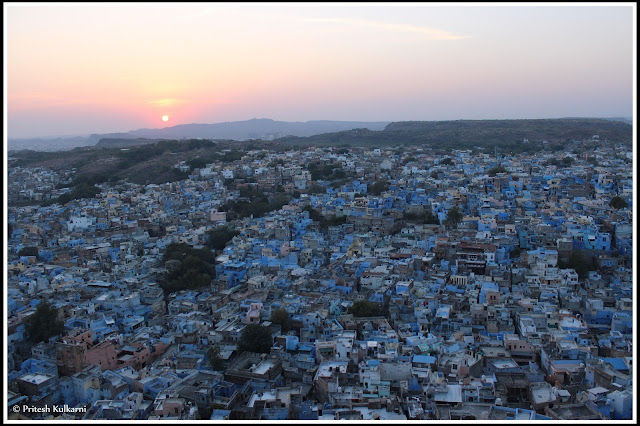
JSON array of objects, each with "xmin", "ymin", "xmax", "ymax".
[
  {"xmin": 274, "ymin": 118, "xmax": 632, "ymax": 150},
  {"xmin": 95, "ymin": 138, "xmax": 171, "ymax": 149},
  {"xmin": 8, "ymin": 118, "xmax": 632, "ymax": 187},
  {"xmin": 114, "ymin": 118, "xmax": 391, "ymax": 140},
  {"xmin": 6, "ymin": 135, "xmax": 101, "ymax": 152},
  {"xmin": 586, "ymin": 117, "xmax": 632, "ymax": 125},
  {"xmin": 8, "ymin": 117, "xmax": 630, "ymax": 152},
  {"xmin": 8, "ymin": 119, "xmax": 390, "ymax": 152},
  {"xmin": 383, "ymin": 118, "xmax": 632, "ymax": 143}
]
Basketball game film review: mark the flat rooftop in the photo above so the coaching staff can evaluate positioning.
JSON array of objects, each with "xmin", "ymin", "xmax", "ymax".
[
  {"xmin": 253, "ymin": 360, "xmax": 275, "ymax": 375},
  {"xmin": 492, "ymin": 359, "xmax": 519, "ymax": 369},
  {"xmin": 19, "ymin": 373, "xmax": 52, "ymax": 385},
  {"xmin": 530, "ymin": 383, "xmax": 555, "ymax": 404}
]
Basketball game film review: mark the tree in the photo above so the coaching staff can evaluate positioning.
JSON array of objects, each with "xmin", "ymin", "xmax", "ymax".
[
  {"xmin": 544, "ymin": 156, "xmax": 575, "ymax": 168},
  {"xmin": 561, "ymin": 156, "xmax": 574, "ymax": 166},
  {"xmin": 303, "ymin": 205, "xmax": 347, "ymax": 231},
  {"xmin": 439, "ymin": 157, "xmax": 454, "ymax": 166},
  {"xmin": 161, "ymin": 242, "xmax": 216, "ymax": 294},
  {"xmin": 186, "ymin": 157, "xmax": 210, "ymax": 170},
  {"xmin": 403, "ymin": 207, "xmax": 438, "ymax": 225},
  {"xmin": 444, "ymin": 206, "xmax": 463, "ymax": 229},
  {"xmin": 333, "ymin": 169, "xmax": 346, "ymax": 179},
  {"xmin": 423, "ymin": 208, "xmax": 440, "ymax": 225},
  {"xmin": 41, "ymin": 182, "xmax": 101, "ymax": 206},
  {"xmin": 18, "ymin": 246, "xmax": 39, "ymax": 257},
  {"xmin": 308, "ymin": 183, "xmax": 325, "ymax": 194},
  {"xmin": 487, "ymin": 166, "xmax": 507, "ymax": 176},
  {"xmin": 609, "ymin": 196, "xmax": 628, "ymax": 210},
  {"xmin": 369, "ymin": 180, "xmax": 389, "ymax": 196},
  {"xmin": 349, "ymin": 300, "xmax": 382, "ymax": 317},
  {"xmin": 207, "ymin": 344, "xmax": 225, "ymax": 370},
  {"xmin": 238, "ymin": 324, "xmax": 272, "ymax": 354},
  {"xmin": 25, "ymin": 300, "xmax": 64, "ymax": 344},
  {"xmin": 162, "ymin": 242, "xmax": 216, "ymax": 265},
  {"xmin": 303, "ymin": 205, "xmax": 323, "ymax": 222},
  {"xmin": 270, "ymin": 308, "xmax": 292, "ymax": 333},
  {"xmin": 221, "ymin": 150, "xmax": 244, "ymax": 162},
  {"xmin": 207, "ymin": 226, "xmax": 240, "ymax": 251},
  {"xmin": 558, "ymin": 250, "xmax": 595, "ymax": 280}
]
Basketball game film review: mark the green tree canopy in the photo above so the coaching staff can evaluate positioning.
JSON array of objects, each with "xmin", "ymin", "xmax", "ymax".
[
  {"xmin": 220, "ymin": 192, "xmax": 290, "ymax": 220},
  {"xmin": 186, "ymin": 157, "xmax": 211, "ymax": 170},
  {"xmin": 609, "ymin": 196, "xmax": 628, "ymax": 210},
  {"xmin": 349, "ymin": 300, "xmax": 383, "ymax": 317},
  {"xmin": 369, "ymin": 180, "xmax": 390, "ymax": 196},
  {"xmin": 558, "ymin": 250, "xmax": 596, "ymax": 280},
  {"xmin": 303, "ymin": 205, "xmax": 323, "ymax": 222},
  {"xmin": 207, "ymin": 344, "xmax": 225, "ymax": 371},
  {"xmin": 162, "ymin": 242, "xmax": 216, "ymax": 265},
  {"xmin": 238, "ymin": 324, "xmax": 272, "ymax": 354},
  {"xmin": 18, "ymin": 246, "xmax": 39, "ymax": 257},
  {"xmin": 270, "ymin": 308, "xmax": 292, "ymax": 333},
  {"xmin": 25, "ymin": 300, "xmax": 64, "ymax": 344},
  {"xmin": 308, "ymin": 183, "xmax": 326, "ymax": 194},
  {"xmin": 161, "ymin": 242, "xmax": 216, "ymax": 294},
  {"xmin": 308, "ymin": 162, "xmax": 346, "ymax": 181},
  {"xmin": 444, "ymin": 205, "xmax": 463, "ymax": 229},
  {"xmin": 439, "ymin": 157, "xmax": 454, "ymax": 166},
  {"xmin": 303, "ymin": 205, "xmax": 347, "ymax": 230},
  {"xmin": 41, "ymin": 182, "xmax": 101, "ymax": 206},
  {"xmin": 207, "ymin": 226, "xmax": 240, "ymax": 251},
  {"xmin": 544, "ymin": 156, "xmax": 575, "ymax": 168},
  {"xmin": 403, "ymin": 207, "xmax": 439, "ymax": 225},
  {"xmin": 221, "ymin": 150, "xmax": 244, "ymax": 162},
  {"xmin": 487, "ymin": 166, "xmax": 507, "ymax": 176}
]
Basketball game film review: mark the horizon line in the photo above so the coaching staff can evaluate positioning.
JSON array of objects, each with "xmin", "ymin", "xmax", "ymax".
[{"xmin": 7, "ymin": 115, "xmax": 633, "ymax": 140}]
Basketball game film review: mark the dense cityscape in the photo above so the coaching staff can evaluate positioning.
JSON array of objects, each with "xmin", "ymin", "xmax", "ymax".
[{"xmin": 6, "ymin": 136, "xmax": 634, "ymax": 421}]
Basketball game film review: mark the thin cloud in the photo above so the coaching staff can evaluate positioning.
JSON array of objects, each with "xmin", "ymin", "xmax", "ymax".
[
  {"xmin": 148, "ymin": 98, "xmax": 181, "ymax": 107},
  {"xmin": 305, "ymin": 17, "xmax": 472, "ymax": 41},
  {"xmin": 8, "ymin": 93, "xmax": 96, "ymax": 110}
]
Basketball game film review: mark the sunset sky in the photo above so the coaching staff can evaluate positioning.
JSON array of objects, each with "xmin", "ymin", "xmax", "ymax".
[{"xmin": 4, "ymin": 3, "xmax": 636, "ymax": 138}]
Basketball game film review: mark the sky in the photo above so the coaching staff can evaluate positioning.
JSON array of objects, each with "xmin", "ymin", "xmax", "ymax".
[{"xmin": 4, "ymin": 2, "xmax": 636, "ymax": 139}]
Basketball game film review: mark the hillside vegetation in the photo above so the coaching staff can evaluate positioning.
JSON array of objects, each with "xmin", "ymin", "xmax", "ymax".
[
  {"xmin": 8, "ymin": 119, "xmax": 632, "ymax": 187},
  {"xmin": 384, "ymin": 118, "xmax": 631, "ymax": 145}
]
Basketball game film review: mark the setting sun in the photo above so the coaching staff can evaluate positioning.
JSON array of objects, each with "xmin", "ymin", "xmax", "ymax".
[{"xmin": 162, "ymin": 115, "xmax": 169, "ymax": 122}]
